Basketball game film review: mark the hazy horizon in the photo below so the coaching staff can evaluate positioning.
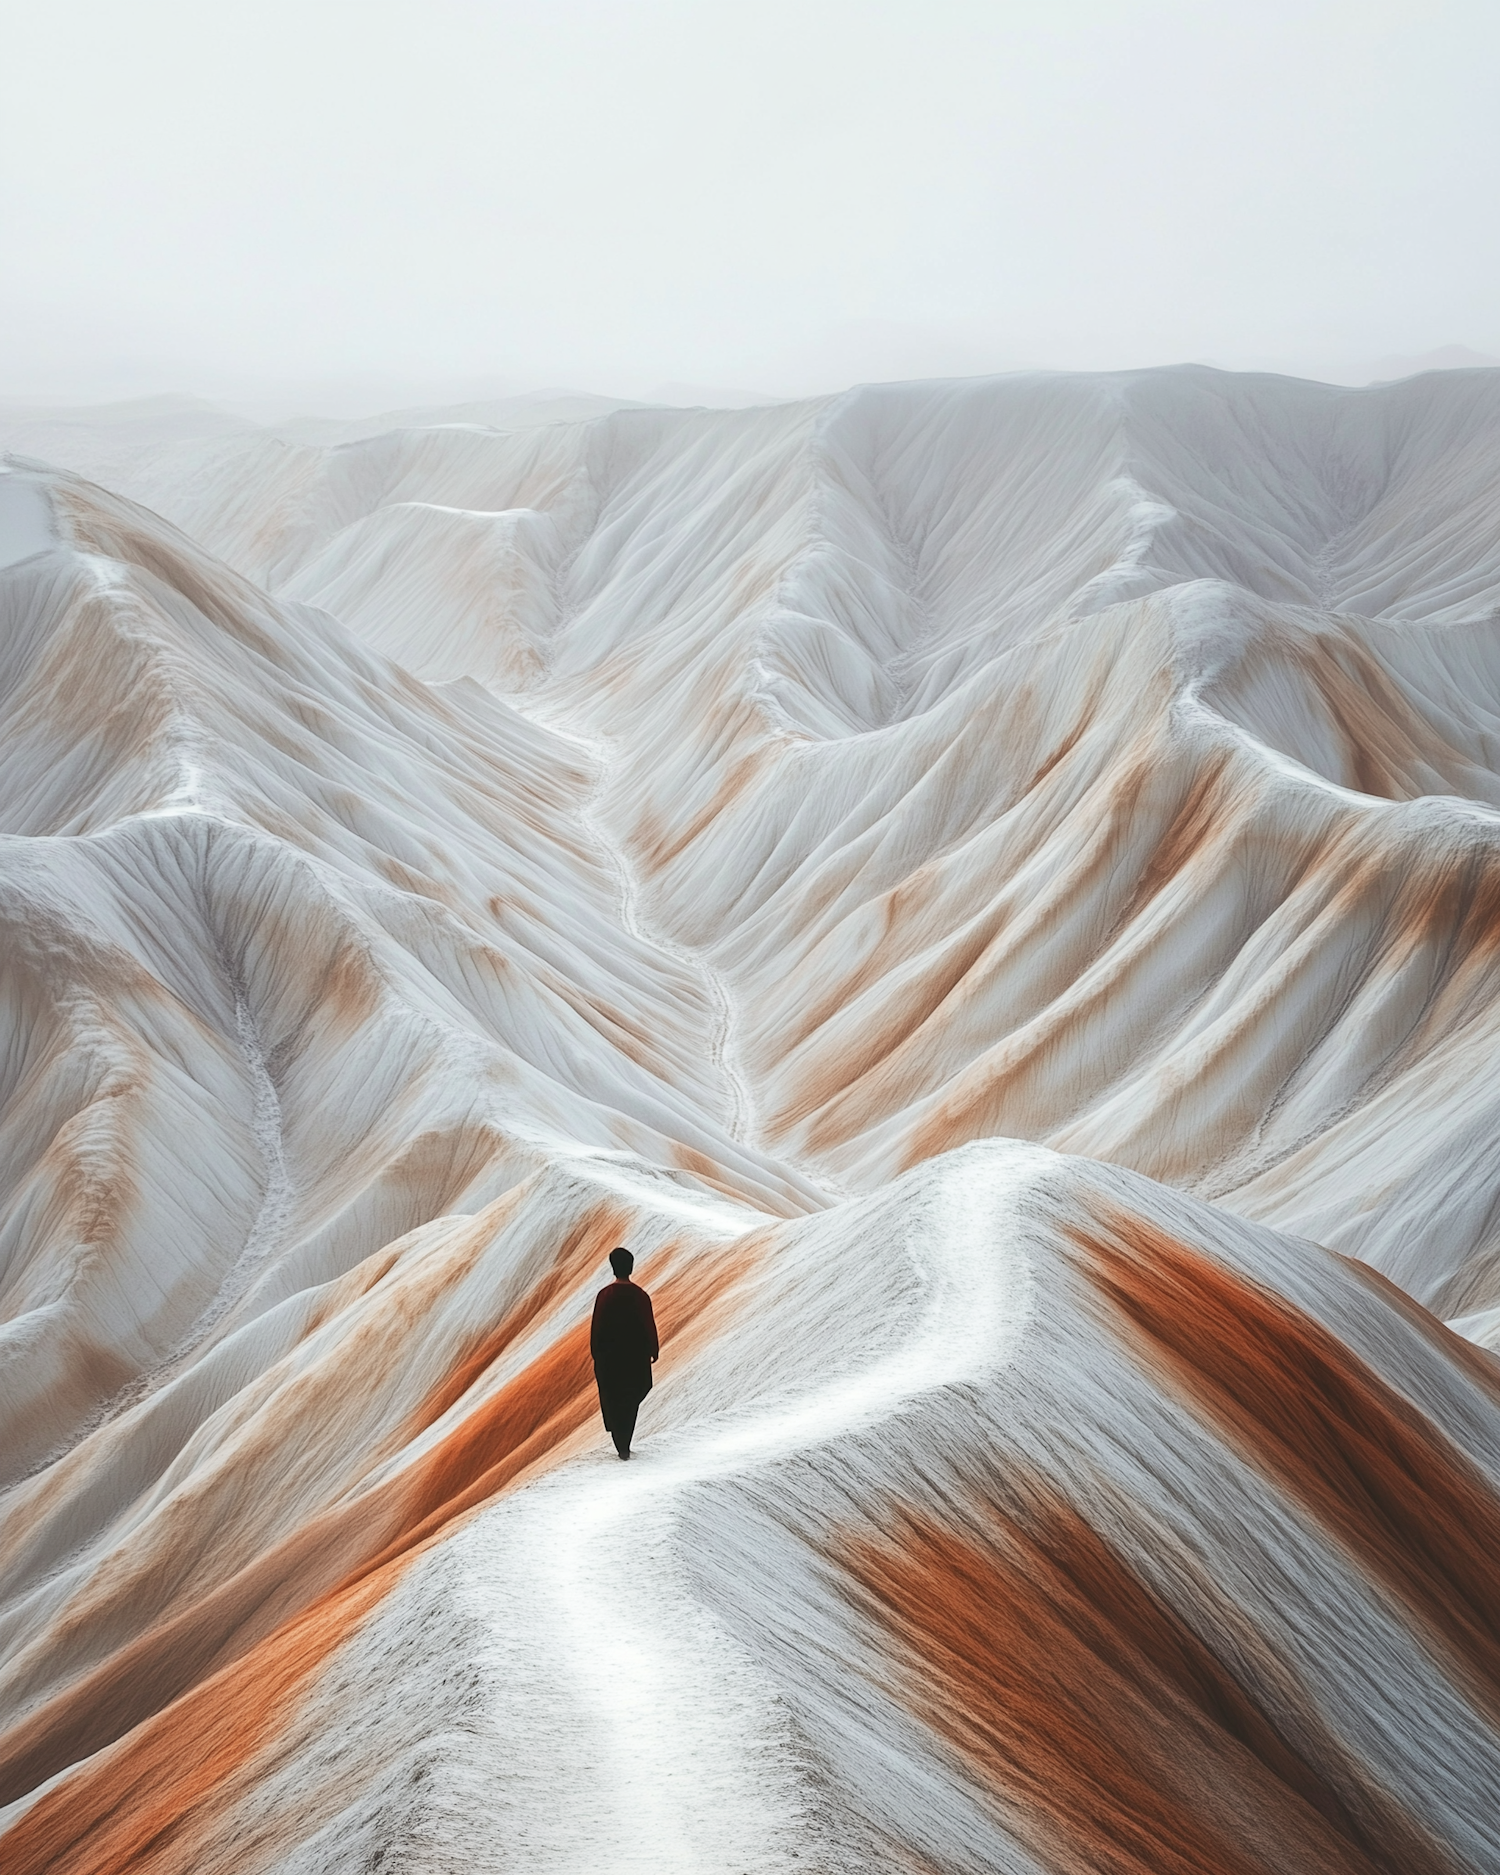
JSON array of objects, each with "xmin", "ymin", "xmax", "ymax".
[
  {"xmin": 6, "ymin": 346, "xmax": 1500, "ymax": 438},
  {"xmin": 5, "ymin": 1, "xmax": 1498, "ymax": 412}
]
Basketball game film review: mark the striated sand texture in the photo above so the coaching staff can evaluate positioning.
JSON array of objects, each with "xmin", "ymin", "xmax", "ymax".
[{"xmin": 4, "ymin": 365, "xmax": 1500, "ymax": 1872}]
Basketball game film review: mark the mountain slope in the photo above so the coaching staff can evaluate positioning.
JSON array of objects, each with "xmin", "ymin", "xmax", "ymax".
[{"xmin": 4, "ymin": 368, "xmax": 1500, "ymax": 1871}]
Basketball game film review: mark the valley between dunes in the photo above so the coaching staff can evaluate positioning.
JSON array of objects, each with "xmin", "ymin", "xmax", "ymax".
[{"xmin": 4, "ymin": 366, "xmax": 1500, "ymax": 1873}]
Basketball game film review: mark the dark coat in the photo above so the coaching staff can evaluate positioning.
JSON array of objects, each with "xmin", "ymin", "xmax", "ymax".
[{"xmin": 590, "ymin": 1279, "xmax": 659, "ymax": 1405}]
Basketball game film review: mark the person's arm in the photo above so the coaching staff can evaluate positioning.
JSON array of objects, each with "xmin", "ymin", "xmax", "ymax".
[
  {"xmin": 590, "ymin": 1290, "xmax": 605, "ymax": 1363},
  {"xmin": 641, "ymin": 1289, "xmax": 659, "ymax": 1362}
]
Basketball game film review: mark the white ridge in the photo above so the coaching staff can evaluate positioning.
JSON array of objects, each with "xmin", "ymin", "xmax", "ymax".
[{"xmin": 446, "ymin": 1141, "xmax": 1036, "ymax": 1872}]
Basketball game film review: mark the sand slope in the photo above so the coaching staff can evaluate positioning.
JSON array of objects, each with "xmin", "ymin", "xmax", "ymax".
[{"xmin": 4, "ymin": 368, "xmax": 1500, "ymax": 1870}]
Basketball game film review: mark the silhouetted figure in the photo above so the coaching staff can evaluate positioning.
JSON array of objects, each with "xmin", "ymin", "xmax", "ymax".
[{"xmin": 591, "ymin": 1247, "xmax": 659, "ymax": 1459}]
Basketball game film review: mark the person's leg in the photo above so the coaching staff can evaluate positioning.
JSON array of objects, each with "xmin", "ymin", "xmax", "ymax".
[
  {"xmin": 609, "ymin": 1393, "xmax": 639, "ymax": 1458},
  {"xmin": 596, "ymin": 1375, "xmax": 612, "ymax": 1432}
]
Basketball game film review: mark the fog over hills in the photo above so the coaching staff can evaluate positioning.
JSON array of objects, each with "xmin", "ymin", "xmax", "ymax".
[{"xmin": 5, "ymin": 367, "xmax": 1500, "ymax": 1872}]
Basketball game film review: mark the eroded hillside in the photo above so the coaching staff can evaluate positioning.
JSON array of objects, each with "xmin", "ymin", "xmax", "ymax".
[{"xmin": 4, "ymin": 368, "xmax": 1500, "ymax": 1873}]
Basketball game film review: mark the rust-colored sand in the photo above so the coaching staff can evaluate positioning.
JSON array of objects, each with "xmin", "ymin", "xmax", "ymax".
[
  {"xmin": 1073, "ymin": 1204, "xmax": 1500, "ymax": 1716},
  {"xmin": 846, "ymin": 1488, "xmax": 1460, "ymax": 1875},
  {"xmin": 0, "ymin": 1224, "xmax": 755, "ymax": 1873}
]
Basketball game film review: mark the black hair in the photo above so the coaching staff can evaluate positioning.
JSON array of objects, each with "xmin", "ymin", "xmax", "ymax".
[{"xmin": 609, "ymin": 1247, "xmax": 634, "ymax": 1277}]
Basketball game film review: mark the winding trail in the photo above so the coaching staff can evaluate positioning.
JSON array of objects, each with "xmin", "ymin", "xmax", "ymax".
[{"xmin": 441, "ymin": 1141, "xmax": 1041, "ymax": 1872}]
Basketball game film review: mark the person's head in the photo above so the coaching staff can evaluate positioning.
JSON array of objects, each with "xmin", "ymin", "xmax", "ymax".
[{"xmin": 609, "ymin": 1247, "xmax": 634, "ymax": 1279}]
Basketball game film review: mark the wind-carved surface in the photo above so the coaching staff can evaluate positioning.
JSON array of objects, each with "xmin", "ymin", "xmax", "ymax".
[
  {"xmin": 4, "ymin": 369, "xmax": 1500, "ymax": 1873},
  {"xmin": 557, "ymin": 717, "xmax": 760, "ymax": 1153}
]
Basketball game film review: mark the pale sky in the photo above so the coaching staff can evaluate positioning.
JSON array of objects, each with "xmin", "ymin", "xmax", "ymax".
[{"xmin": 4, "ymin": 0, "xmax": 1498, "ymax": 409}]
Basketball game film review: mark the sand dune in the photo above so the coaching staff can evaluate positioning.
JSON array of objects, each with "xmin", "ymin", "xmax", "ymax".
[{"xmin": 4, "ymin": 367, "xmax": 1500, "ymax": 1870}]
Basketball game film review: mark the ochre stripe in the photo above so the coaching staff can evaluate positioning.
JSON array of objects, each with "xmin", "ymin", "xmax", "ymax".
[
  {"xmin": 0, "ymin": 1230, "xmax": 754, "ymax": 1871},
  {"xmin": 0, "ymin": 1201, "xmax": 630, "ymax": 1807},
  {"xmin": 0, "ymin": 1348, "xmax": 592, "ymax": 1874},
  {"xmin": 844, "ymin": 1488, "xmax": 1461, "ymax": 1875},
  {"xmin": 1072, "ymin": 1204, "xmax": 1500, "ymax": 1717},
  {"xmin": 404, "ymin": 1202, "xmax": 633, "ymax": 1440}
]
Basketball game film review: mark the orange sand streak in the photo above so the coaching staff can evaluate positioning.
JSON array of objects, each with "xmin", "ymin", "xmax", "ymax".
[
  {"xmin": 0, "ymin": 1232, "xmax": 757, "ymax": 1873},
  {"xmin": 1073, "ymin": 1205, "xmax": 1500, "ymax": 1718},
  {"xmin": 846, "ymin": 1488, "xmax": 1459, "ymax": 1875},
  {"xmin": 407, "ymin": 1202, "xmax": 631, "ymax": 1438},
  {"xmin": 0, "ymin": 1346, "xmax": 591, "ymax": 1873},
  {"xmin": 0, "ymin": 1201, "xmax": 626, "ymax": 1807}
]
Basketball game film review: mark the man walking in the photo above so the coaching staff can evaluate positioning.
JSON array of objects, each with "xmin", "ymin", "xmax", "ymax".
[{"xmin": 590, "ymin": 1247, "xmax": 659, "ymax": 1459}]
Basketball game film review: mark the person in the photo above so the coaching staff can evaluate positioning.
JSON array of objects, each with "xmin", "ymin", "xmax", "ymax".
[{"xmin": 590, "ymin": 1248, "xmax": 659, "ymax": 1459}]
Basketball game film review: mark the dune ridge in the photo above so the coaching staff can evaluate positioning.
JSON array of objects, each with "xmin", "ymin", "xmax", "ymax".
[{"xmin": 4, "ymin": 367, "xmax": 1500, "ymax": 1870}]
